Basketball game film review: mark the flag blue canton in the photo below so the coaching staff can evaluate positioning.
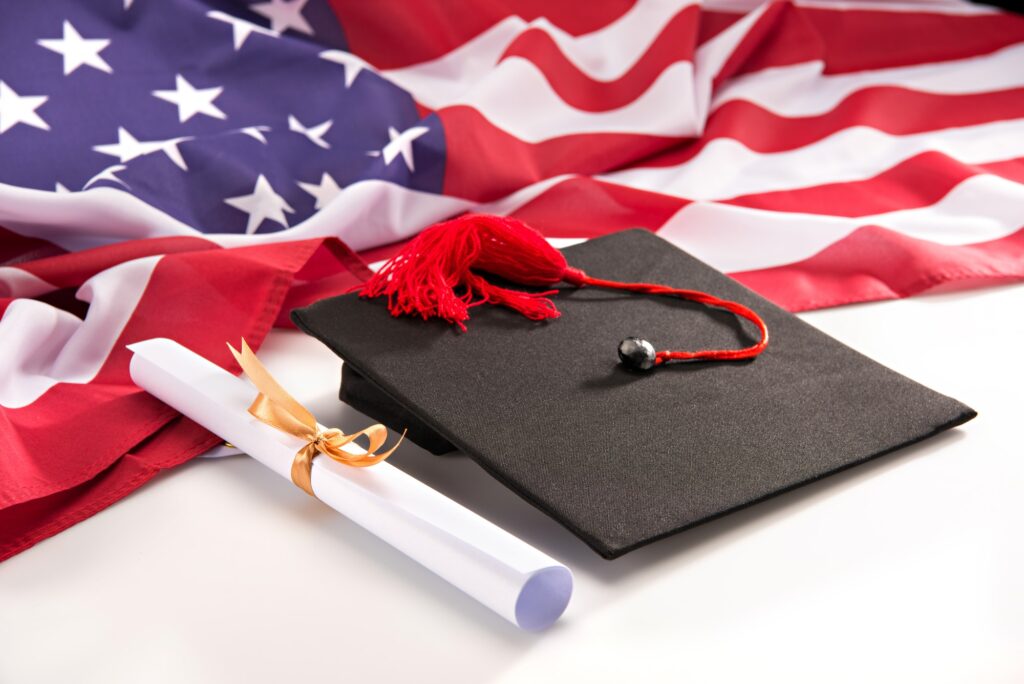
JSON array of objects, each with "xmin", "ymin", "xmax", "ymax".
[{"xmin": 0, "ymin": 0, "xmax": 446, "ymax": 235}]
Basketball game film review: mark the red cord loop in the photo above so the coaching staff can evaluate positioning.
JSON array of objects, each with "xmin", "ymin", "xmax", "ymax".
[
  {"xmin": 567, "ymin": 270, "xmax": 769, "ymax": 365},
  {"xmin": 359, "ymin": 214, "xmax": 769, "ymax": 367}
]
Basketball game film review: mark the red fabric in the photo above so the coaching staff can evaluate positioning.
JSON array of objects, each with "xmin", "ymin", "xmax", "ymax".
[
  {"xmin": 496, "ymin": 5, "xmax": 700, "ymax": 112},
  {"xmin": 328, "ymin": 0, "xmax": 635, "ymax": 69},
  {"xmin": 0, "ymin": 237, "xmax": 369, "ymax": 562},
  {"xmin": 0, "ymin": 417, "xmax": 219, "ymax": 563},
  {"xmin": 733, "ymin": 223, "xmax": 1024, "ymax": 312},
  {"xmin": 439, "ymin": 106, "xmax": 676, "ymax": 203},
  {"xmin": 0, "ymin": 226, "xmax": 67, "ymax": 265}
]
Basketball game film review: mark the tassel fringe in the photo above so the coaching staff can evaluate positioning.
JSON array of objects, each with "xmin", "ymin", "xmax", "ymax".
[{"xmin": 359, "ymin": 214, "xmax": 571, "ymax": 330}]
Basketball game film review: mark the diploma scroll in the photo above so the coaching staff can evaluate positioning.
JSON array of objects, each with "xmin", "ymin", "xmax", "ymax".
[{"xmin": 128, "ymin": 338, "xmax": 572, "ymax": 630}]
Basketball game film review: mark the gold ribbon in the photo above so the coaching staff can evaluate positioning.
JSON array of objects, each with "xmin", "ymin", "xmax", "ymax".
[{"xmin": 228, "ymin": 340, "xmax": 404, "ymax": 497}]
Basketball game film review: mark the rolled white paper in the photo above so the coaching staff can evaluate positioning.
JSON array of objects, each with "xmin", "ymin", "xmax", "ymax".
[{"xmin": 128, "ymin": 338, "xmax": 572, "ymax": 630}]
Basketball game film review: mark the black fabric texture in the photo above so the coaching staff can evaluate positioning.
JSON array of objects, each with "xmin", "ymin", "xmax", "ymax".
[
  {"xmin": 340, "ymin": 364, "xmax": 456, "ymax": 455},
  {"xmin": 293, "ymin": 229, "xmax": 976, "ymax": 559}
]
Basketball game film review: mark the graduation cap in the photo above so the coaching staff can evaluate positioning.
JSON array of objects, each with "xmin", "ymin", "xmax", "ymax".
[{"xmin": 292, "ymin": 218, "xmax": 975, "ymax": 559}]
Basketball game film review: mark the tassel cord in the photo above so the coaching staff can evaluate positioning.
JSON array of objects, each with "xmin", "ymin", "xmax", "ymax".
[
  {"xmin": 563, "ymin": 267, "xmax": 769, "ymax": 365},
  {"xmin": 359, "ymin": 214, "xmax": 769, "ymax": 367}
]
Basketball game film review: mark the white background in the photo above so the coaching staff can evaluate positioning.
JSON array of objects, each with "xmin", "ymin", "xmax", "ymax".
[{"xmin": 1, "ymin": 283, "xmax": 1022, "ymax": 683}]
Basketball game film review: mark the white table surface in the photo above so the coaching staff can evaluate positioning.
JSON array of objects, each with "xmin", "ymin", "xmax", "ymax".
[{"xmin": 2, "ymin": 283, "xmax": 1022, "ymax": 683}]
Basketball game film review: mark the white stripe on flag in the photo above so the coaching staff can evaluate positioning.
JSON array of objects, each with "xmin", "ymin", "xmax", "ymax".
[
  {"xmin": 602, "ymin": 118, "xmax": 1024, "ymax": 201},
  {"xmin": 0, "ymin": 180, "xmax": 471, "ymax": 253},
  {"xmin": 438, "ymin": 60, "xmax": 700, "ymax": 142},
  {"xmin": 383, "ymin": 0, "xmax": 698, "ymax": 109},
  {"xmin": 0, "ymin": 255, "xmax": 160, "ymax": 408},
  {"xmin": 656, "ymin": 172, "xmax": 1024, "ymax": 272},
  {"xmin": 712, "ymin": 42, "xmax": 1024, "ymax": 117}
]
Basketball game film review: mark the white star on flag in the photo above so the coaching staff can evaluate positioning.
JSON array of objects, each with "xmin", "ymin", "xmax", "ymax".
[
  {"xmin": 250, "ymin": 0, "xmax": 314, "ymax": 35},
  {"xmin": 224, "ymin": 174, "xmax": 295, "ymax": 234},
  {"xmin": 239, "ymin": 125, "xmax": 271, "ymax": 144},
  {"xmin": 206, "ymin": 10, "xmax": 279, "ymax": 50},
  {"xmin": 319, "ymin": 50, "xmax": 368, "ymax": 89},
  {"xmin": 369, "ymin": 125, "xmax": 430, "ymax": 172},
  {"xmin": 153, "ymin": 74, "xmax": 226, "ymax": 123},
  {"xmin": 84, "ymin": 164, "xmax": 129, "ymax": 190},
  {"xmin": 298, "ymin": 172, "xmax": 342, "ymax": 210},
  {"xmin": 37, "ymin": 20, "xmax": 113, "ymax": 75},
  {"xmin": 288, "ymin": 115, "xmax": 332, "ymax": 149},
  {"xmin": 93, "ymin": 127, "xmax": 192, "ymax": 170},
  {"xmin": 0, "ymin": 81, "xmax": 49, "ymax": 134}
]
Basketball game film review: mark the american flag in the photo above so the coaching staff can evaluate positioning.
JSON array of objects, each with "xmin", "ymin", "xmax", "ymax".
[{"xmin": 1, "ymin": 0, "xmax": 1022, "ymax": 561}]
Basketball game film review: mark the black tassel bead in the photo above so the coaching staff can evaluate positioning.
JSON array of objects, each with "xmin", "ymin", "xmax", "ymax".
[{"xmin": 618, "ymin": 337, "xmax": 656, "ymax": 371}]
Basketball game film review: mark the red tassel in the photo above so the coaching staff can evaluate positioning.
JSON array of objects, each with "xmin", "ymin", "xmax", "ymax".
[
  {"xmin": 359, "ymin": 214, "xmax": 573, "ymax": 331},
  {"xmin": 359, "ymin": 213, "xmax": 769, "ymax": 367}
]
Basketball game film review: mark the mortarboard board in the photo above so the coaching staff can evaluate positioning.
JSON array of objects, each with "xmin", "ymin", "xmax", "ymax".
[{"xmin": 292, "ymin": 229, "xmax": 975, "ymax": 559}]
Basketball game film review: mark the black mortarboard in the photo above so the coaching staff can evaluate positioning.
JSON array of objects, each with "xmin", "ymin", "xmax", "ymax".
[{"xmin": 292, "ymin": 227, "xmax": 975, "ymax": 559}]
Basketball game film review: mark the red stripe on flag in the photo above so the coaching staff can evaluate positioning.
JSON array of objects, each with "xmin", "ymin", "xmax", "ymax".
[
  {"xmin": 717, "ymin": 87, "xmax": 1024, "ymax": 154},
  {"xmin": 711, "ymin": 4, "xmax": 1024, "ymax": 83},
  {"xmin": 0, "ymin": 237, "xmax": 368, "ymax": 559},
  {"xmin": 506, "ymin": 177, "xmax": 688, "ymax": 236},
  {"xmin": 0, "ymin": 416, "xmax": 219, "ymax": 563},
  {"xmin": 0, "ymin": 241, "xmax": 320, "ymax": 509},
  {"xmin": 327, "ymin": 0, "xmax": 635, "ymax": 69},
  {"xmin": 697, "ymin": 10, "xmax": 744, "ymax": 46},
  {"xmin": 15, "ymin": 236, "xmax": 219, "ymax": 291},
  {"xmin": 724, "ymin": 152, "xmax": 1024, "ymax": 217},
  {"xmin": 439, "ymin": 106, "xmax": 677, "ymax": 201},
  {"xmin": 803, "ymin": 6, "xmax": 1024, "ymax": 74},
  {"xmin": 497, "ymin": 5, "xmax": 700, "ymax": 112},
  {"xmin": 732, "ymin": 223, "xmax": 1024, "ymax": 311},
  {"xmin": 712, "ymin": 2, "xmax": 821, "ymax": 88},
  {"xmin": 0, "ymin": 226, "xmax": 66, "ymax": 267},
  {"xmin": 631, "ymin": 86, "xmax": 1024, "ymax": 171}
]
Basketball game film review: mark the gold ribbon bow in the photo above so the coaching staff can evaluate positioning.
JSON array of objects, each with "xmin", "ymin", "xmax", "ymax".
[{"xmin": 228, "ymin": 340, "xmax": 404, "ymax": 497}]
